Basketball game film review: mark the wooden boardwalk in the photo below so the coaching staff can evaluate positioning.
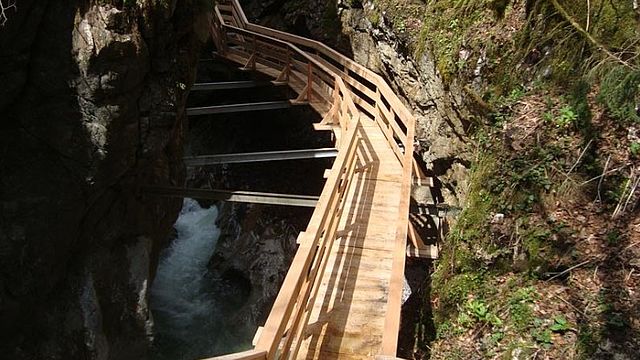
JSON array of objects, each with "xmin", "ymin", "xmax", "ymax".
[
  {"xmin": 296, "ymin": 121, "xmax": 403, "ymax": 360},
  {"xmin": 204, "ymin": 2, "xmax": 436, "ymax": 359}
]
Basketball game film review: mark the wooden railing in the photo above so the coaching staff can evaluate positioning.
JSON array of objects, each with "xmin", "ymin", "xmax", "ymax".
[
  {"xmin": 216, "ymin": 1, "xmax": 414, "ymax": 163},
  {"xmin": 206, "ymin": 1, "xmax": 417, "ymax": 358}
]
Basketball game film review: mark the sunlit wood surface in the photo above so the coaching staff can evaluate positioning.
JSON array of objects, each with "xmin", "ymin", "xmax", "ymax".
[{"xmin": 295, "ymin": 120, "xmax": 403, "ymax": 359}]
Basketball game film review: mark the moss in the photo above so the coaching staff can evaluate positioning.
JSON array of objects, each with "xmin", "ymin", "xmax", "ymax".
[
  {"xmin": 366, "ymin": 9, "xmax": 381, "ymax": 26},
  {"xmin": 521, "ymin": 225, "xmax": 551, "ymax": 273},
  {"xmin": 598, "ymin": 66, "xmax": 640, "ymax": 124},
  {"xmin": 432, "ymin": 152, "xmax": 499, "ymax": 321},
  {"xmin": 577, "ymin": 323, "xmax": 600, "ymax": 358},
  {"xmin": 408, "ymin": 0, "xmax": 640, "ymax": 356},
  {"xmin": 602, "ymin": 174, "xmax": 631, "ymax": 204}
]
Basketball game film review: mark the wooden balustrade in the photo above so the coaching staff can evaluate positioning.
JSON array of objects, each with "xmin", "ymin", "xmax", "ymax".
[
  {"xmin": 221, "ymin": 0, "xmax": 414, "ymax": 157},
  {"xmin": 205, "ymin": 0, "xmax": 421, "ymax": 357},
  {"xmin": 255, "ymin": 115, "xmax": 361, "ymax": 360}
]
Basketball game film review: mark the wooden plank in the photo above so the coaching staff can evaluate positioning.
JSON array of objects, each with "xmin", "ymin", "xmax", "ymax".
[
  {"xmin": 217, "ymin": 4, "xmax": 233, "ymax": 12},
  {"xmin": 291, "ymin": 124, "xmax": 401, "ymax": 359},
  {"xmin": 186, "ymin": 101, "xmax": 292, "ymax": 116},
  {"xmin": 184, "ymin": 148, "xmax": 338, "ymax": 166},
  {"xmin": 143, "ymin": 186, "xmax": 319, "ymax": 207},
  {"xmin": 286, "ymin": 131, "xmax": 362, "ymax": 360},
  {"xmin": 254, "ymin": 122, "xmax": 361, "ymax": 359},
  {"xmin": 407, "ymin": 219, "xmax": 426, "ymax": 249},
  {"xmin": 295, "ymin": 232, "xmax": 306, "ymax": 245},
  {"xmin": 191, "ymin": 81, "xmax": 280, "ymax": 91},
  {"xmin": 312, "ymin": 123, "xmax": 337, "ymax": 131},
  {"xmin": 377, "ymin": 103, "xmax": 406, "ymax": 143},
  {"xmin": 252, "ymin": 327, "xmax": 264, "ymax": 347},
  {"xmin": 209, "ymin": 3, "xmax": 422, "ymax": 359},
  {"xmin": 406, "ymin": 245, "xmax": 438, "ymax": 259},
  {"xmin": 380, "ymin": 100, "xmax": 415, "ymax": 358}
]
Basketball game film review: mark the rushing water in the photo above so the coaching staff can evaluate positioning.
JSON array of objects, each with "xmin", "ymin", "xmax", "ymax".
[{"xmin": 150, "ymin": 198, "xmax": 249, "ymax": 360}]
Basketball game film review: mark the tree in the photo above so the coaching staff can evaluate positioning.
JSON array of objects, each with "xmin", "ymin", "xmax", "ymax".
[{"xmin": 0, "ymin": 0, "xmax": 16, "ymax": 27}]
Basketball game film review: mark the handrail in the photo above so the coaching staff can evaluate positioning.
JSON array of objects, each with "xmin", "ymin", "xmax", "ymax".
[
  {"xmin": 255, "ymin": 117, "xmax": 361, "ymax": 359},
  {"xmin": 213, "ymin": 9, "xmax": 358, "ymax": 138},
  {"xmin": 207, "ymin": 0, "xmax": 418, "ymax": 357},
  {"xmin": 221, "ymin": 0, "xmax": 412, "ymax": 168},
  {"xmin": 226, "ymin": 0, "xmax": 414, "ymax": 128}
]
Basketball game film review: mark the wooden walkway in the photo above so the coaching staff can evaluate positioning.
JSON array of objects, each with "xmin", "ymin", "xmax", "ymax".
[
  {"xmin": 204, "ymin": 2, "xmax": 436, "ymax": 359},
  {"xmin": 295, "ymin": 122, "xmax": 403, "ymax": 360}
]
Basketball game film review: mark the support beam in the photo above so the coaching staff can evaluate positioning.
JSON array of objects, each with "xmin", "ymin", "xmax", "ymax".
[
  {"xmin": 406, "ymin": 245, "xmax": 438, "ymax": 259},
  {"xmin": 184, "ymin": 148, "xmax": 338, "ymax": 166},
  {"xmin": 143, "ymin": 186, "xmax": 318, "ymax": 207},
  {"xmin": 187, "ymin": 101, "xmax": 293, "ymax": 116},
  {"xmin": 191, "ymin": 81, "xmax": 283, "ymax": 91}
]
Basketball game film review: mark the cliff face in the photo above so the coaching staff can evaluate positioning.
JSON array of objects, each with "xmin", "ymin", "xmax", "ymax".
[
  {"xmin": 0, "ymin": 1, "xmax": 205, "ymax": 359},
  {"xmin": 240, "ymin": 0, "xmax": 472, "ymax": 206},
  {"xmin": 339, "ymin": 9, "xmax": 473, "ymax": 206}
]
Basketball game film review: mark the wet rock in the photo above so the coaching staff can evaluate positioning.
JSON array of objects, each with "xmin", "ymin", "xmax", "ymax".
[
  {"xmin": 208, "ymin": 202, "xmax": 301, "ymax": 340},
  {"xmin": 0, "ymin": 1, "xmax": 204, "ymax": 358}
]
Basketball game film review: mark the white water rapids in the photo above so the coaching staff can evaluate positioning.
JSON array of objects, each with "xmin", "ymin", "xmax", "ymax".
[{"xmin": 150, "ymin": 198, "xmax": 250, "ymax": 359}]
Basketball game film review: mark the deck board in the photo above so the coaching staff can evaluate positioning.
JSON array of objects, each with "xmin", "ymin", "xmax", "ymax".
[{"xmin": 295, "ymin": 123, "xmax": 403, "ymax": 359}]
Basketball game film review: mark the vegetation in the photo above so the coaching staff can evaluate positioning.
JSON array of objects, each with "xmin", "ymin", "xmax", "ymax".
[{"xmin": 358, "ymin": 0, "xmax": 640, "ymax": 358}]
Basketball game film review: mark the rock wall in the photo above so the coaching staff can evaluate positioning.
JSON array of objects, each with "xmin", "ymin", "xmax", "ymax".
[
  {"xmin": 240, "ymin": 0, "xmax": 472, "ymax": 206},
  {"xmin": 0, "ymin": 1, "xmax": 206, "ymax": 359},
  {"xmin": 340, "ymin": 8, "xmax": 473, "ymax": 205}
]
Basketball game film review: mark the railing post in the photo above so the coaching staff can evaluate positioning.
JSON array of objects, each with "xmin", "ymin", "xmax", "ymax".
[
  {"xmin": 284, "ymin": 49, "xmax": 291, "ymax": 82},
  {"xmin": 252, "ymin": 34, "xmax": 257, "ymax": 70},
  {"xmin": 307, "ymin": 62, "xmax": 313, "ymax": 102},
  {"xmin": 211, "ymin": 7, "xmax": 228, "ymax": 55},
  {"xmin": 374, "ymin": 88, "xmax": 382, "ymax": 126},
  {"xmin": 333, "ymin": 80, "xmax": 340, "ymax": 127}
]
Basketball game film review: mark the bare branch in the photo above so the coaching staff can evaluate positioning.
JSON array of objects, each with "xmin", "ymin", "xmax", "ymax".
[
  {"xmin": 549, "ymin": 0, "xmax": 638, "ymax": 70},
  {"xmin": 0, "ymin": 0, "xmax": 17, "ymax": 27}
]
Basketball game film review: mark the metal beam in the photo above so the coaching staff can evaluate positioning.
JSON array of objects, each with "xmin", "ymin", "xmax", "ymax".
[
  {"xmin": 143, "ymin": 186, "xmax": 318, "ymax": 207},
  {"xmin": 184, "ymin": 148, "xmax": 338, "ymax": 166},
  {"xmin": 191, "ymin": 81, "xmax": 284, "ymax": 91},
  {"xmin": 186, "ymin": 100, "xmax": 293, "ymax": 116}
]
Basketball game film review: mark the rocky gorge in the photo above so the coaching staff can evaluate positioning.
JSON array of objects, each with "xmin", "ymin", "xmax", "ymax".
[{"xmin": 1, "ymin": 0, "xmax": 491, "ymax": 359}]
